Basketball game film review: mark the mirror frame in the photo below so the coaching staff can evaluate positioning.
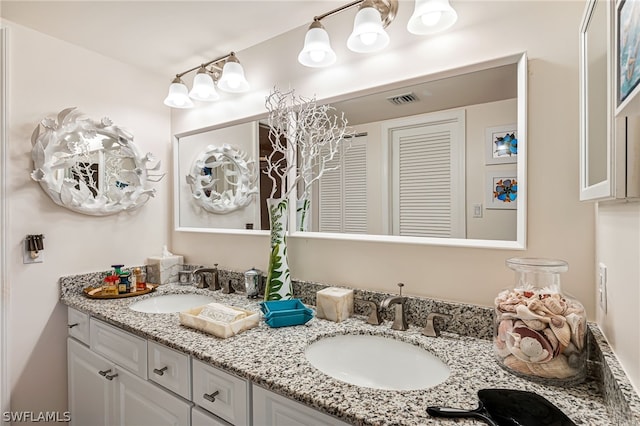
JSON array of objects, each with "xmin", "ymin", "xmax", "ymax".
[
  {"xmin": 288, "ymin": 53, "xmax": 527, "ymax": 249},
  {"xmin": 579, "ymin": 0, "xmax": 616, "ymax": 201},
  {"xmin": 30, "ymin": 107, "xmax": 162, "ymax": 216},
  {"xmin": 185, "ymin": 144, "xmax": 258, "ymax": 214}
]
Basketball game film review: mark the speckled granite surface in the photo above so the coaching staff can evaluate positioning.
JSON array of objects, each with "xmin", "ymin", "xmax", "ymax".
[{"xmin": 60, "ymin": 270, "xmax": 640, "ymax": 426}]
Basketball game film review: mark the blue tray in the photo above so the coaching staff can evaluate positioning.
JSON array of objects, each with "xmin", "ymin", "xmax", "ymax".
[{"xmin": 259, "ymin": 299, "xmax": 314, "ymax": 327}]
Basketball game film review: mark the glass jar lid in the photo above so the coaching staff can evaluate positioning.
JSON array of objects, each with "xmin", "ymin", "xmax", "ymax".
[{"xmin": 506, "ymin": 257, "xmax": 568, "ymax": 273}]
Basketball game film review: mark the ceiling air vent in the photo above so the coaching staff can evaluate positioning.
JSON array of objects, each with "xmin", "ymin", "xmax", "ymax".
[{"xmin": 386, "ymin": 92, "xmax": 419, "ymax": 105}]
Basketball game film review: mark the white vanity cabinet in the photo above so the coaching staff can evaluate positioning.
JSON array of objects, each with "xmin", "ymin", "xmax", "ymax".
[{"xmin": 252, "ymin": 385, "xmax": 351, "ymax": 426}]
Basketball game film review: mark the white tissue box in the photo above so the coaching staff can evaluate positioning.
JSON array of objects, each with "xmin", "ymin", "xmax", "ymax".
[
  {"xmin": 146, "ymin": 253, "xmax": 184, "ymax": 285},
  {"xmin": 179, "ymin": 304, "xmax": 259, "ymax": 339},
  {"xmin": 316, "ymin": 287, "xmax": 354, "ymax": 323}
]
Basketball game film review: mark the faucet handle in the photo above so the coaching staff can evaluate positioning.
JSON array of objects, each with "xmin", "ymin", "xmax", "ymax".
[
  {"xmin": 356, "ymin": 299, "xmax": 382, "ymax": 325},
  {"xmin": 422, "ymin": 312, "xmax": 452, "ymax": 337}
]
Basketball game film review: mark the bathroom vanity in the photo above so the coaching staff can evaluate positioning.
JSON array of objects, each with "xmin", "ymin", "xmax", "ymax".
[{"xmin": 60, "ymin": 272, "xmax": 640, "ymax": 425}]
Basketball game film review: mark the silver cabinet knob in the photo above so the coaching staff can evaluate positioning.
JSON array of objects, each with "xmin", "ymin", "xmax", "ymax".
[
  {"xmin": 203, "ymin": 390, "xmax": 220, "ymax": 403},
  {"xmin": 153, "ymin": 366, "xmax": 168, "ymax": 376}
]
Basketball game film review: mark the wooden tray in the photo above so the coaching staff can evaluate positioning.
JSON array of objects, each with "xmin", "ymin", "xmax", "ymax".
[{"xmin": 82, "ymin": 283, "xmax": 158, "ymax": 299}]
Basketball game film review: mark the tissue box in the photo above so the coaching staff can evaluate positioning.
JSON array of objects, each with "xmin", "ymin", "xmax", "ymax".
[
  {"xmin": 179, "ymin": 305, "xmax": 259, "ymax": 339},
  {"xmin": 146, "ymin": 254, "xmax": 184, "ymax": 285},
  {"xmin": 315, "ymin": 287, "xmax": 354, "ymax": 323}
]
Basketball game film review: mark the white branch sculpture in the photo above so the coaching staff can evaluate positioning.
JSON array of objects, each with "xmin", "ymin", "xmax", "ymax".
[{"xmin": 264, "ymin": 87, "xmax": 352, "ymax": 201}]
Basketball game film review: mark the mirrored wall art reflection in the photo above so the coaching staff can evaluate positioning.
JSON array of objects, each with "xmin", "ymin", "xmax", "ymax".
[
  {"xmin": 175, "ymin": 121, "xmax": 264, "ymax": 231},
  {"xmin": 30, "ymin": 107, "xmax": 164, "ymax": 216},
  {"xmin": 185, "ymin": 144, "xmax": 258, "ymax": 214}
]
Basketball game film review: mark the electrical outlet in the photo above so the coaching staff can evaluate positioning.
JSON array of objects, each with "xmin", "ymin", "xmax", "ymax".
[{"xmin": 598, "ymin": 263, "xmax": 607, "ymax": 313}]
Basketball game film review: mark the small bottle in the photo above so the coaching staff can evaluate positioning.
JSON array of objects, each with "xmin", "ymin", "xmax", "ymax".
[
  {"xmin": 118, "ymin": 272, "xmax": 131, "ymax": 294},
  {"xmin": 103, "ymin": 275, "xmax": 119, "ymax": 296},
  {"xmin": 134, "ymin": 267, "xmax": 147, "ymax": 292}
]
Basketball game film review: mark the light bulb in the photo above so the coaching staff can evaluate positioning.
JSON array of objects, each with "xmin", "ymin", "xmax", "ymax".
[
  {"xmin": 421, "ymin": 10, "xmax": 442, "ymax": 26},
  {"xmin": 309, "ymin": 49, "xmax": 326, "ymax": 63},
  {"xmin": 359, "ymin": 32, "xmax": 378, "ymax": 46}
]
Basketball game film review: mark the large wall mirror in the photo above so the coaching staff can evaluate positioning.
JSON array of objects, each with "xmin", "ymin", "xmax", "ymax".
[{"xmin": 175, "ymin": 53, "xmax": 527, "ymax": 248}]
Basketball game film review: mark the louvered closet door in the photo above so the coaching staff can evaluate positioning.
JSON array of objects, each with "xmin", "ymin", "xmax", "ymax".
[
  {"xmin": 318, "ymin": 136, "xmax": 368, "ymax": 233},
  {"xmin": 391, "ymin": 122, "xmax": 464, "ymax": 238}
]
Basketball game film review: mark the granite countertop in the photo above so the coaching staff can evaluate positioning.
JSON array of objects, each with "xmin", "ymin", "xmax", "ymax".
[{"xmin": 60, "ymin": 277, "xmax": 638, "ymax": 426}]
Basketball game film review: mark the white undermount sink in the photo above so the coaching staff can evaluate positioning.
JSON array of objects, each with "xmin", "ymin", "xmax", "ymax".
[
  {"xmin": 305, "ymin": 334, "xmax": 450, "ymax": 390},
  {"xmin": 129, "ymin": 294, "xmax": 215, "ymax": 313}
]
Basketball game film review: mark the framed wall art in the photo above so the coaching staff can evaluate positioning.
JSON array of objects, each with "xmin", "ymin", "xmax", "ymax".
[
  {"xmin": 617, "ymin": 0, "xmax": 640, "ymax": 106},
  {"xmin": 485, "ymin": 124, "xmax": 517, "ymax": 164},
  {"xmin": 486, "ymin": 171, "xmax": 518, "ymax": 210}
]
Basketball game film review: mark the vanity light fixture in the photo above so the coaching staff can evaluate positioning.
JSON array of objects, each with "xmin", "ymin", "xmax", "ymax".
[
  {"xmin": 164, "ymin": 51, "xmax": 249, "ymax": 109},
  {"xmin": 298, "ymin": 0, "xmax": 398, "ymax": 67},
  {"xmin": 298, "ymin": 0, "xmax": 458, "ymax": 67},
  {"xmin": 406, "ymin": 0, "xmax": 458, "ymax": 35}
]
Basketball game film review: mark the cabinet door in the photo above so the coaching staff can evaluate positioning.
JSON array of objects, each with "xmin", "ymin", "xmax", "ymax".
[
  {"xmin": 252, "ymin": 385, "xmax": 350, "ymax": 426},
  {"xmin": 67, "ymin": 338, "xmax": 116, "ymax": 426},
  {"xmin": 114, "ymin": 367, "xmax": 191, "ymax": 426},
  {"xmin": 192, "ymin": 406, "xmax": 232, "ymax": 426}
]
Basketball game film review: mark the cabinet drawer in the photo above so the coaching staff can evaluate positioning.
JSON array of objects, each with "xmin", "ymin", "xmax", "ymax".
[
  {"xmin": 90, "ymin": 318, "xmax": 147, "ymax": 379},
  {"xmin": 191, "ymin": 406, "xmax": 231, "ymax": 426},
  {"xmin": 192, "ymin": 359, "xmax": 249, "ymax": 425},
  {"xmin": 253, "ymin": 385, "xmax": 351, "ymax": 426},
  {"xmin": 67, "ymin": 307, "xmax": 90, "ymax": 345},
  {"xmin": 148, "ymin": 340, "xmax": 191, "ymax": 399}
]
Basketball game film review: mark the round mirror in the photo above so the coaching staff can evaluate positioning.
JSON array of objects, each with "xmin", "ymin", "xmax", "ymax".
[
  {"xmin": 30, "ymin": 107, "xmax": 163, "ymax": 215},
  {"xmin": 185, "ymin": 144, "xmax": 257, "ymax": 214}
]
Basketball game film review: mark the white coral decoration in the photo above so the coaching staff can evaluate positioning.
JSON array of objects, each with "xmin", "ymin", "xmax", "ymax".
[{"xmin": 30, "ymin": 107, "xmax": 164, "ymax": 216}]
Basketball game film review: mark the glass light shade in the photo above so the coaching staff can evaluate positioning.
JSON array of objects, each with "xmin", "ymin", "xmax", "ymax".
[
  {"xmin": 298, "ymin": 22, "xmax": 337, "ymax": 68},
  {"xmin": 189, "ymin": 69, "xmax": 220, "ymax": 101},
  {"xmin": 347, "ymin": 6, "xmax": 390, "ymax": 53},
  {"xmin": 163, "ymin": 79, "xmax": 194, "ymax": 108},
  {"xmin": 407, "ymin": 0, "xmax": 458, "ymax": 35},
  {"xmin": 217, "ymin": 61, "xmax": 250, "ymax": 93}
]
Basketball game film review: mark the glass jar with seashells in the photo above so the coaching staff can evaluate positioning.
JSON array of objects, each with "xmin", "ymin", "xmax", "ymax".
[{"xmin": 494, "ymin": 258, "xmax": 587, "ymax": 386}]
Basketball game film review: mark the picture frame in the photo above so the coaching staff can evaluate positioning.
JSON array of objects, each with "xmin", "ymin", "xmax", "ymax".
[
  {"xmin": 485, "ymin": 124, "xmax": 517, "ymax": 165},
  {"xmin": 486, "ymin": 171, "xmax": 518, "ymax": 210},
  {"xmin": 617, "ymin": 0, "xmax": 640, "ymax": 106}
]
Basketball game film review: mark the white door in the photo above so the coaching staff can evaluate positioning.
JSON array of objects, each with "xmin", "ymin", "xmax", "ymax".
[{"xmin": 385, "ymin": 110, "xmax": 466, "ymax": 238}]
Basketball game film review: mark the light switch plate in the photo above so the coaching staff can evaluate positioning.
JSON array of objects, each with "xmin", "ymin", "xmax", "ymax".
[
  {"xmin": 598, "ymin": 263, "xmax": 607, "ymax": 313},
  {"xmin": 472, "ymin": 203, "xmax": 483, "ymax": 218}
]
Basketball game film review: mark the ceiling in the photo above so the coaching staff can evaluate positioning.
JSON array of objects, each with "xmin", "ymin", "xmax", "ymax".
[{"xmin": 0, "ymin": 1, "xmax": 333, "ymax": 78}]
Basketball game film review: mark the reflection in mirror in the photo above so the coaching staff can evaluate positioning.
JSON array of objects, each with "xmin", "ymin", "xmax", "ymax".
[
  {"xmin": 30, "ymin": 107, "xmax": 163, "ymax": 216},
  {"xmin": 297, "ymin": 54, "xmax": 525, "ymax": 245},
  {"xmin": 175, "ymin": 121, "xmax": 265, "ymax": 231},
  {"xmin": 185, "ymin": 144, "xmax": 258, "ymax": 214},
  {"xmin": 175, "ymin": 54, "xmax": 526, "ymax": 248}
]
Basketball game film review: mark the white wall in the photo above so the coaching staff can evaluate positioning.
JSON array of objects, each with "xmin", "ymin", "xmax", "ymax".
[
  {"xmin": 596, "ymin": 202, "xmax": 640, "ymax": 390},
  {"xmin": 2, "ymin": 19, "xmax": 170, "ymax": 419},
  {"xmin": 171, "ymin": 1, "xmax": 595, "ymax": 315}
]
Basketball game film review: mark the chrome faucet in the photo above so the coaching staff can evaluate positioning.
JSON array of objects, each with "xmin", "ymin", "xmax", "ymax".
[
  {"xmin": 193, "ymin": 264, "xmax": 220, "ymax": 290},
  {"xmin": 356, "ymin": 299, "xmax": 383, "ymax": 325},
  {"xmin": 380, "ymin": 283, "xmax": 409, "ymax": 331},
  {"xmin": 422, "ymin": 312, "xmax": 452, "ymax": 337}
]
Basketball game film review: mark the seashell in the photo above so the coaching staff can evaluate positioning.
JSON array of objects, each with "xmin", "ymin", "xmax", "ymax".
[
  {"xmin": 503, "ymin": 354, "xmax": 535, "ymax": 375},
  {"xmin": 549, "ymin": 316, "xmax": 571, "ymax": 347},
  {"xmin": 506, "ymin": 326, "xmax": 553, "ymax": 363},
  {"xmin": 541, "ymin": 327, "xmax": 561, "ymax": 356},
  {"xmin": 566, "ymin": 313, "xmax": 586, "ymax": 351},
  {"xmin": 527, "ymin": 298, "xmax": 545, "ymax": 312},
  {"xmin": 543, "ymin": 295, "xmax": 568, "ymax": 315},
  {"xmin": 522, "ymin": 318, "xmax": 548, "ymax": 331},
  {"xmin": 526, "ymin": 354, "xmax": 577, "ymax": 379},
  {"xmin": 515, "ymin": 304, "xmax": 550, "ymax": 322}
]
